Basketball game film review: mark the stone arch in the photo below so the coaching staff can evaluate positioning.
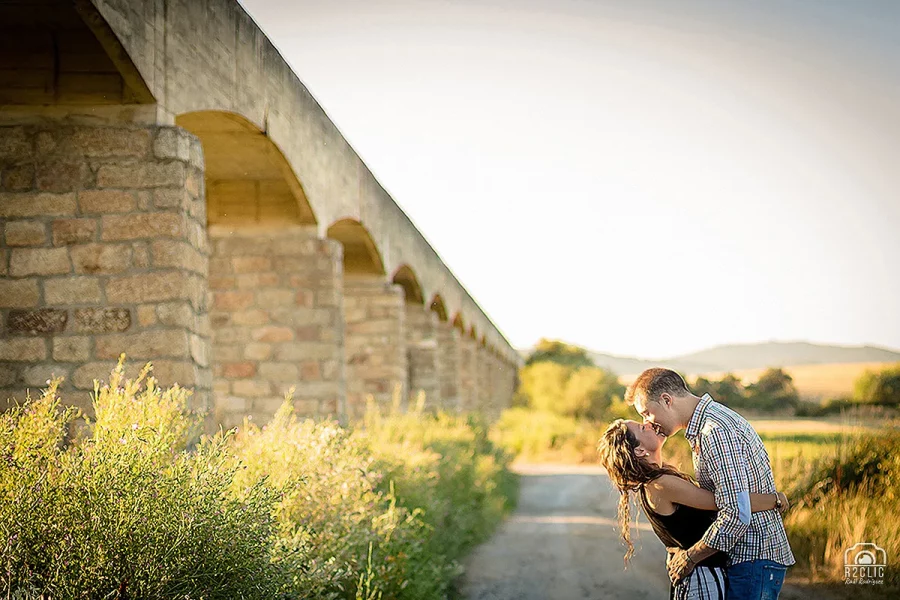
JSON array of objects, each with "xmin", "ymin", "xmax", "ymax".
[
  {"xmin": 452, "ymin": 313, "xmax": 466, "ymax": 334},
  {"xmin": 326, "ymin": 219, "xmax": 385, "ymax": 276},
  {"xmin": 0, "ymin": 0, "xmax": 153, "ymax": 106},
  {"xmin": 391, "ymin": 265, "xmax": 424, "ymax": 304},
  {"xmin": 176, "ymin": 111, "xmax": 316, "ymax": 227},
  {"xmin": 429, "ymin": 294, "xmax": 449, "ymax": 322}
]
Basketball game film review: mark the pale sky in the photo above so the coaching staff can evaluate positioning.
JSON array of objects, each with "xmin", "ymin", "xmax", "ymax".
[{"xmin": 239, "ymin": 0, "xmax": 899, "ymax": 359}]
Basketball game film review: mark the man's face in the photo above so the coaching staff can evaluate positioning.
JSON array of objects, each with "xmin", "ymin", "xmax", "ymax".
[{"xmin": 633, "ymin": 394, "xmax": 676, "ymax": 438}]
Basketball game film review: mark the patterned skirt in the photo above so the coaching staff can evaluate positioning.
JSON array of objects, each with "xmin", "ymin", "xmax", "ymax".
[{"xmin": 672, "ymin": 564, "xmax": 727, "ymax": 600}]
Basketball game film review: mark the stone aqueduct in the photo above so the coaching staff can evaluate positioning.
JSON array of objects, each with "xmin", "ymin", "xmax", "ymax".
[{"xmin": 0, "ymin": 0, "xmax": 522, "ymax": 426}]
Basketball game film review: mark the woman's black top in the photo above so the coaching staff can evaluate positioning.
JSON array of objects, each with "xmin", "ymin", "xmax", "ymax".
[{"xmin": 638, "ymin": 483, "xmax": 728, "ymax": 569}]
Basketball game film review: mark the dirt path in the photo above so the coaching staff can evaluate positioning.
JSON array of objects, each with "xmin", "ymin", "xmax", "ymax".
[
  {"xmin": 460, "ymin": 463, "xmax": 837, "ymax": 600},
  {"xmin": 460, "ymin": 463, "xmax": 671, "ymax": 600}
]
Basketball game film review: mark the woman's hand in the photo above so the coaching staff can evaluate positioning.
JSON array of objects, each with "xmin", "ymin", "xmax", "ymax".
[{"xmin": 775, "ymin": 491, "xmax": 790, "ymax": 515}]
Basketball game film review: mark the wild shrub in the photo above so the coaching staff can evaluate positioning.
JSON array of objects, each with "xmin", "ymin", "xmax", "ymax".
[{"xmin": 0, "ymin": 361, "xmax": 285, "ymax": 599}]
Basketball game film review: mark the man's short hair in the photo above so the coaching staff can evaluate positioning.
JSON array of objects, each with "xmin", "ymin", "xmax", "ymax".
[{"xmin": 625, "ymin": 368, "xmax": 690, "ymax": 406}]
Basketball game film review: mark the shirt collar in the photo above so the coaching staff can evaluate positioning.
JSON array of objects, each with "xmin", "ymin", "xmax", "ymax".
[{"xmin": 685, "ymin": 393, "xmax": 714, "ymax": 441}]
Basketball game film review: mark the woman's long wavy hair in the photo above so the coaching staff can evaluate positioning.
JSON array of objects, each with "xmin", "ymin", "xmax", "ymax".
[{"xmin": 597, "ymin": 419, "xmax": 692, "ymax": 567}]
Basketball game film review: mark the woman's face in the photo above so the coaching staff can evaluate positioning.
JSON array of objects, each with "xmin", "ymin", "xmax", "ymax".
[{"xmin": 625, "ymin": 419, "xmax": 666, "ymax": 455}]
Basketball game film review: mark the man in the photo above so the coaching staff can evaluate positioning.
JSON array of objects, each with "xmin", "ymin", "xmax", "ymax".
[{"xmin": 626, "ymin": 367, "xmax": 794, "ymax": 600}]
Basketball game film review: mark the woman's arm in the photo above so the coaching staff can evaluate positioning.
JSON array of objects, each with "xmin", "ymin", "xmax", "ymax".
[{"xmin": 653, "ymin": 475, "xmax": 786, "ymax": 513}]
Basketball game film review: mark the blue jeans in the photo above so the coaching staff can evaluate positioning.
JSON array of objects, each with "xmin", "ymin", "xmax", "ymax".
[{"xmin": 726, "ymin": 559, "xmax": 788, "ymax": 600}]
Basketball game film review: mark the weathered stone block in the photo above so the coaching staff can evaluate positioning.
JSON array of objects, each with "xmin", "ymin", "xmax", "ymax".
[
  {"xmin": 52, "ymin": 219, "xmax": 97, "ymax": 246},
  {"xmin": 101, "ymin": 212, "xmax": 185, "ymax": 241},
  {"xmin": 72, "ymin": 361, "xmax": 117, "ymax": 389},
  {"xmin": 258, "ymin": 362, "xmax": 299, "ymax": 382},
  {"xmin": 151, "ymin": 239, "xmax": 205, "ymax": 273},
  {"xmin": 0, "ymin": 279, "xmax": 40, "ymax": 308},
  {"xmin": 36, "ymin": 160, "xmax": 92, "ymax": 192},
  {"xmin": 231, "ymin": 310, "xmax": 269, "ymax": 326},
  {"xmin": 10, "ymin": 247, "xmax": 70, "ymax": 276},
  {"xmin": 235, "ymin": 273, "xmax": 280, "ymax": 289},
  {"xmin": 232, "ymin": 256, "xmax": 271, "ymax": 274},
  {"xmin": 131, "ymin": 242, "xmax": 150, "ymax": 268},
  {"xmin": 95, "ymin": 330, "xmax": 190, "ymax": 360},
  {"xmin": 70, "ymin": 243, "xmax": 131, "ymax": 274},
  {"xmin": 136, "ymin": 305, "xmax": 158, "ymax": 327},
  {"xmin": 252, "ymin": 326, "xmax": 294, "ymax": 343},
  {"xmin": 43, "ymin": 277, "xmax": 102, "ymax": 305},
  {"xmin": 190, "ymin": 334, "xmax": 209, "ymax": 367},
  {"xmin": 233, "ymin": 379, "xmax": 271, "ymax": 398},
  {"xmin": 156, "ymin": 302, "xmax": 193, "ymax": 328},
  {"xmin": 0, "ymin": 338, "xmax": 47, "ymax": 361},
  {"xmin": 7, "ymin": 309, "xmax": 67, "ymax": 335},
  {"xmin": 70, "ymin": 127, "xmax": 150, "ymax": 157},
  {"xmin": 73, "ymin": 307, "xmax": 131, "ymax": 333},
  {"xmin": 243, "ymin": 343, "xmax": 272, "ymax": 361},
  {"xmin": 0, "ymin": 364, "xmax": 17, "ymax": 387},
  {"xmin": 4, "ymin": 221, "xmax": 46, "ymax": 246},
  {"xmin": 255, "ymin": 289, "xmax": 294, "ymax": 309},
  {"xmin": 222, "ymin": 362, "xmax": 256, "ymax": 378},
  {"xmin": 78, "ymin": 190, "xmax": 137, "ymax": 214},
  {"xmin": 0, "ymin": 127, "xmax": 32, "ymax": 161},
  {"xmin": 105, "ymin": 271, "xmax": 189, "ymax": 304},
  {"xmin": 22, "ymin": 364, "xmax": 70, "ymax": 388},
  {"xmin": 2, "ymin": 164, "xmax": 34, "ymax": 191},
  {"xmin": 96, "ymin": 161, "xmax": 185, "ymax": 189},
  {"xmin": 213, "ymin": 291, "xmax": 254, "ymax": 311},
  {"xmin": 274, "ymin": 342, "xmax": 334, "ymax": 361},
  {"xmin": 0, "ymin": 192, "xmax": 76, "ymax": 217},
  {"xmin": 153, "ymin": 128, "xmax": 191, "ymax": 161},
  {"xmin": 53, "ymin": 336, "xmax": 91, "ymax": 362}
]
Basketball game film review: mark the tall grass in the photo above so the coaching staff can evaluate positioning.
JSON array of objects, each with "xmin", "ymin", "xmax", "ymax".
[
  {"xmin": 0, "ymin": 362, "xmax": 517, "ymax": 599},
  {"xmin": 0, "ymin": 362, "xmax": 285, "ymax": 598}
]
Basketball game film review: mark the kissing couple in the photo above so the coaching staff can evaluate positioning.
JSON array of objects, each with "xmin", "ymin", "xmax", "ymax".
[{"xmin": 598, "ymin": 368, "xmax": 795, "ymax": 600}]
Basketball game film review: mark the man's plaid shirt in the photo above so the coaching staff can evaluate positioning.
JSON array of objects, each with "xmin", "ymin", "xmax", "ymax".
[{"xmin": 685, "ymin": 393, "xmax": 795, "ymax": 567}]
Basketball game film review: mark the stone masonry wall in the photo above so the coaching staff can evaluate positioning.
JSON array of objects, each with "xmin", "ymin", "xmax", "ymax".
[
  {"xmin": 0, "ymin": 122, "xmax": 210, "ymax": 416},
  {"xmin": 436, "ymin": 321, "xmax": 461, "ymax": 411},
  {"xmin": 405, "ymin": 302, "xmax": 439, "ymax": 408},
  {"xmin": 458, "ymin": 336, "xmax": 479, "ymax": 412},
  {"xmin": 207, "ymin": 226, "xmax": 344, "ymax": 428},
  {"xmin": 477, "ymin": 345, "xmax": 493, "ymax": 415},
  {"xmin": 343, "ymin": 275, "xmax": 406, "ymax": 420}
]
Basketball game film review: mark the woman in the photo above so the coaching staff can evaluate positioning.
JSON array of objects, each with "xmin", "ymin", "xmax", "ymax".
[{"xmin": 597, "ymin": 419, "xmax": 788, "ymax": 600}]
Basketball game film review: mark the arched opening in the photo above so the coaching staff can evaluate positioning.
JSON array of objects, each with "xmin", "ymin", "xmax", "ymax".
[
  {"xmin": 0, "ymin": 1, "xmax": 152, "ymax": 106},
  {"xmin": 174, "ymin": 111, "xmax": 341, "ymax": 428},
  {"xmin": 177, "ymin": 111, "xmax": 316, "ymax": 227},
  {"xmin": 430, "ymin": 295, "xmax": 449, "ymax": 322},
  {"xmin": 452, "ymin": 313, "xmax": 466, "ymax": 334},
  {"xmin": 326, "ymin": 219, "xmax": 385, "ymax": 275},
  {"xmin": 391, "ymin": 265, "xmax": 425, "ymax": 305}
]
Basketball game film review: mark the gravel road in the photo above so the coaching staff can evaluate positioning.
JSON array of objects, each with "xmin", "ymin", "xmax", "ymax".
[
  {"xmin": 459, "ymin": 464, "xmax": 834, "ymax": 600},
  {"xmin": 460, "ymin": 463, "xmax": 671, "ymax": 600}
]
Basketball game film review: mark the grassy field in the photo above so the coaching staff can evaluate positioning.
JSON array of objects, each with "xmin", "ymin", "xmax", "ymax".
[{"xmin": 620, "ymin": 361, "xmax": 897, "ymax": 402}]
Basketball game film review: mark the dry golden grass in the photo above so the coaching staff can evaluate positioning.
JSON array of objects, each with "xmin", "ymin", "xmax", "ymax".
[{"xmin": 620, "ymin": 362, "xmax": 898, "ymax": 402}]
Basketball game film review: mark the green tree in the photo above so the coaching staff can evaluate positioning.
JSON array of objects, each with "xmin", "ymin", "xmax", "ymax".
[
  {"xmin": 525, "ymin": 338, "xmax": 594, "ymax": 369},
  {"xmin": 714, "ymin": 373, "xmax": 748, "ymax": 408},
  {"xmin": 746, "ymin": 368, "xmax": 799, "ymax": 411},
  {"xmin": 853, "ymin": 363, "xmax": 900, "ymax": 406},
  {"xmin": 562, "ymin": 366, "xmax": 625, "ymax": 420},
  {"xmin": 691, "ymin": 376, "xmax": 714, "ymax": 397},
  {"xmin": 517, "ymin": 362, "xmax": 569, "ymax": 413}
]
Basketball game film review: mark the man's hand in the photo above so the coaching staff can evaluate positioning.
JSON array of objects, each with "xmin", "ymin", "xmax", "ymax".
[{"xmin": 666, "ymin": 548, "xmax": 697, "ymax": 584}]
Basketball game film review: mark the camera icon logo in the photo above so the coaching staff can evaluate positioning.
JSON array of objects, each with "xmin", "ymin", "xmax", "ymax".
[{"xmin": 844, "ymin": 542, "xmax": 886, "ymax": 585}]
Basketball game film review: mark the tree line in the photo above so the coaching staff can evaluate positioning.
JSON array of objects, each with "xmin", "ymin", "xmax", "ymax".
[{"xmin": 517, "ymin": 339, "xmax": 900, "ymax": 419}]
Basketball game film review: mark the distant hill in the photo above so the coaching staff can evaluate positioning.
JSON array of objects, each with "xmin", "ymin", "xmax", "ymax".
[{"xmin": 519, "ymin": 341, "xmax": 900, "ymax": 377}]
